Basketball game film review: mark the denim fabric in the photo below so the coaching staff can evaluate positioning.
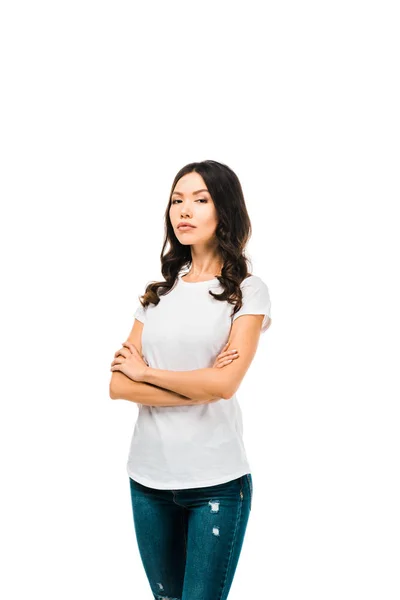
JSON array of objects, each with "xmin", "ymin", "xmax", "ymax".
[{"xmin": 128, "ymin": 473, "xmax": 253, "ymax": 600}]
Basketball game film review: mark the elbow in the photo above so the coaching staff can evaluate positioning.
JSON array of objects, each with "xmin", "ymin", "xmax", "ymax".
[
  {"xmin": 220, "ymin": 384, "xmax": 234, "ymax": 400},
  {"xmin": 221, "ymin": 371, "xmax": 243, "ymax": 400},
  {"xmin": 110, "ymin": 372, "xmax": 125, "ymax": 400},
  {"xmin": 222, "ymin": 382, "xmax": 239, "ymax": 400},
  {"xmin": 109, "ymin": 379, "xmax": 119, "ymax": 400},
  {"xmin": 210, "ymin": 370, "xmax": 234, "ymax": 401},
  {"xmin": 217, "ymin": 375, "xmax": 233, "ymax": 399}
]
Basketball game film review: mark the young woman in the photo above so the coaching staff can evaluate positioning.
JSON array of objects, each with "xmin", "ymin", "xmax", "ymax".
[{"xmin": 110, "ymin": 159, "xmax": 272, "ymax": 600}]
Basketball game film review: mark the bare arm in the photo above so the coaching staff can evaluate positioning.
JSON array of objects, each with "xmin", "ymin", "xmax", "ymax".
[
  {"xmin": 143, "ymin": 367, "xmax": 226, "ymax": 400},
  {"xmin": 109, "ymin": 371, "xmax": 220, "ymax": 407}
]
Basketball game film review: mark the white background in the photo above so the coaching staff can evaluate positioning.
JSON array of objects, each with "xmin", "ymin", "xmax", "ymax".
[{"xmin": 1, "ymin": 1, "xmax": 399, "ymax": 598}]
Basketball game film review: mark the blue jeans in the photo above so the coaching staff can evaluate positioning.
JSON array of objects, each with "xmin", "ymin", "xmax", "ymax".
[{"xmin": 128, "ymin": 473, "xmax": 253, "ymax": 600}]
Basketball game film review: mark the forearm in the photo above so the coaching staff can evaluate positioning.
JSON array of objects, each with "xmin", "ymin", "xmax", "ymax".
[
  {"xmin": 143, "ymin": 366, "xmax": 226, "ymax": 401},
  {"xmin": 109, "ymin": 372, "xmax": 218, "ymax": 407}
]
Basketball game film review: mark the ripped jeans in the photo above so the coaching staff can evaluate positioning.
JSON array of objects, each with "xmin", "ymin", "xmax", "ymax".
[{"xmin": 128, "ymin": 473, "xmax": 253, "ymax": 600}]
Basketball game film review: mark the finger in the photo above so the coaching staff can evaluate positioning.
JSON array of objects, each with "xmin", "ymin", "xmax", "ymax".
[
  {"xmin": 222, "ymin": 354, "xmax": 239, "ymax": 364},
  {"xmin": 219, "ymin": 359, "xmax": 233, "ymax": 367},
  {"xmin": 215, "ymin": 358, "xmax": 233, "ymax": 368},
  {"xmin": 218, "ymin": 350, "xmax": 238, "ymax": 360},
  {"xmin": 111, "ymin": 357, "xmax": 124, "ymax": 366},
  {"xmin": 123, "ymin": 341, "xmax": 137, "ymax": 353},
  {"xmin": 219, "ymin": 352, "xmax": 237, "ymax": 361},
  {"xmin": 214, "ymin": 352, "xmax": 238, "ymax": 368},
  {"xmin": 114, "ymin": 348, "xmax": 130, "ymax": 358}
]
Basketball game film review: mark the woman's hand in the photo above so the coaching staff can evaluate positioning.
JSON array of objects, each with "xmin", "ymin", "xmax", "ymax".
[
  {"xmin": 110, "ymin": 341, "xmax": 148, "ymax": 382},
  {"xmin": 212, "ymin": 342, "xmax": 239, "ymax": 368}
]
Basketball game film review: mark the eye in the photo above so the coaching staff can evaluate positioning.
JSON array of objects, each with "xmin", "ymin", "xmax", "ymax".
[{"xmin": 171, "ymin": 198, "xmax": 207, "ymax": 204}]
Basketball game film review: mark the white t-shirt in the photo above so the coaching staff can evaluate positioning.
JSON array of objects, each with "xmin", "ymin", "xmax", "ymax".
[{"xmin": 126, "ymin": 272, "xmax": 271, "ymax": 490}]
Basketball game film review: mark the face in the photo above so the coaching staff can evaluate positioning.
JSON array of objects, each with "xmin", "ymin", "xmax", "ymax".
[{"xmin": 169, "ymin": 171, "xmax": 219, "ymax": 245}]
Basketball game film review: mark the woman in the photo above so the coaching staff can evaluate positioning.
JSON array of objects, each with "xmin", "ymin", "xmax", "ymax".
[{"xmin": 109, "ymin": 159, "xmax": 272, "ymax": 600}]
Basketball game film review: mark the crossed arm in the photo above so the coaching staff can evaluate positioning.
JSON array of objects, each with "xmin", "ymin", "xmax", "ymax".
[
  {"xmin": 110, "ymin": 313, "xmax": 266, "ymax": 406},
  {"xmin": 109, "ymin": 371, "xmax": 215, "ymax": 407}
]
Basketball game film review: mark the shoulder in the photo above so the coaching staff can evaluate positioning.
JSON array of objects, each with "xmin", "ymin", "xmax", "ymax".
[
  {"xmin": 241, "ymin": 274, "xmax": 270, "ymax": 293},
  {"xmin": 134, "ymin": 302, "xmax": 147, "ymax": 323},
  {"xmin": 232, "ymin": 274, "xmax": 272, "ymax": 332}
]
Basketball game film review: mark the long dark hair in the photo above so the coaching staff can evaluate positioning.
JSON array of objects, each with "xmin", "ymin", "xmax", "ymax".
[{"xmin": 137, "ymin": 159, "xmax": 254, "ymax": 319}]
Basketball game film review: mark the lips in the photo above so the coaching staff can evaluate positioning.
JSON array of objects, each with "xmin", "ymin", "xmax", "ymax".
[{"xmin": 177, "ymin": 223, "xmax": 196, "ymax": 229}]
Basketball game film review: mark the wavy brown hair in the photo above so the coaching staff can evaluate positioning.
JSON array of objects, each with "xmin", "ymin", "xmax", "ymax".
[{"xmin": 137, "ymin": 159, "xmax": 254, "ymax": 320}]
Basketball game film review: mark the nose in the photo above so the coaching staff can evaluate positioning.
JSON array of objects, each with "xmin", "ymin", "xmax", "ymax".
[{"xmin": 180, "ymin": 204, "xmax": 191, "ymax": 217}]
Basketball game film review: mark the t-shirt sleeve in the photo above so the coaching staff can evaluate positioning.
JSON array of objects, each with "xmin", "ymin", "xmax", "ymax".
[
  {"xmin": 231, "ymin": 277, "xmax": 272, "ymax": 333},
  {"xmin": 134, "ymin": 302, "xmax": 146, "ymax": 324}
]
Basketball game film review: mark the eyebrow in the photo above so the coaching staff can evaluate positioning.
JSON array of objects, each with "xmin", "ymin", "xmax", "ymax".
[{"xmin": 171, "ymin": 188, "xmax": 210, "ymax": 196}]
